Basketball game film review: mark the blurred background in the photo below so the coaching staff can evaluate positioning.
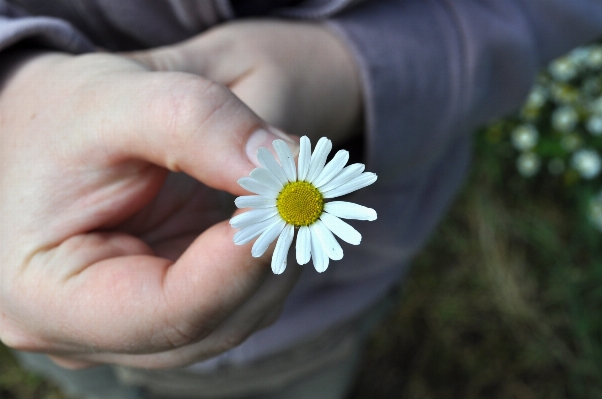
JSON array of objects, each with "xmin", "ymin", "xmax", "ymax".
[{"xmin": 2, "ymin": 41, "xmax": 602, "ymax": 399}]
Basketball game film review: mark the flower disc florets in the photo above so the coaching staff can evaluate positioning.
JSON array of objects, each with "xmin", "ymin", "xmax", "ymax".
[{"xmin": 277, "ymin": 181, "xmax": 324, "ymax": 227}]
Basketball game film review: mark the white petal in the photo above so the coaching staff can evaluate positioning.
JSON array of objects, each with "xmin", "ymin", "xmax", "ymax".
[
  {"xmin": 257, "ymin": 147, "xmax": 288, "ymax": 185},
  {"xmin": 297, "ymin": 136, "xmax": 311, "ymax": 181},
  {"xmin": 271, "ymin": 224, "xmax": 294, "ymax": 274},
  {"xmin": 273, "ymin": 140, "xmax": 297, "ymax": 182},
  {"xmin": 230, "ymin": 208, "xmax": 278, "ymax": 229},
  {"xmin": 319, "ymin": 163, "xmax": 365, "ymax": 193},
  {"xmin": 313, "ymin": 220, "xmax": 343, "ymax": 260},
  {"xmin": 320, "ymin": 212, "xmax": 361, "ymax": 245},
  {"xmin": 324, "ymin": 201, "xmax": 377, "ymax": 221},
  {"xmin": 313, "ymin": 150, "xmax": 349, "ymax": 188},
  {"xmin": 238, "ymin": 177, "xmax": 279, "ymax": 198},
  {"xmin": 233, "ymin": 215, "xmax": 280, "ymax": 245},
  {"xmin": 310, "ymin": 225, "xmax": 329, "ymax": 273},
  {"xmin": 250, "ymin": 168, "xmax": 283, "ymax": 192},
  {"xmin": 235, "ymin": 196, "xmax": 276, "ymax": 209},
  {"xmin": 322, "ymin": 173, "xmax": 377, "ymax": 199},
  {"xmin": 306, "ymin": 137, "xmax": 332, "ymax": 183},
  {"xmin": 252, "ymin": 219, "xmax": 286, "ymax": 258},
  {"xmin": 296, "ymin": 225, "xmax": 311, "ymax": 265}
]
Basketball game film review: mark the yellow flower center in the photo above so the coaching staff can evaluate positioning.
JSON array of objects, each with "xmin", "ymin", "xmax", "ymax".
[{"xmin": 276, "ymin": 181, "xmax": 324, "ymax": 227}]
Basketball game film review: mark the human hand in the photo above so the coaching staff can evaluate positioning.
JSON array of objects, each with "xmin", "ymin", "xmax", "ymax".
[
  {"xmin": 0, "ymin": 49, "xmax": 300, "ymax": 369},
  {"xmin": 127, "ymin": 19, "xmax": 363, "ymax": 145}
]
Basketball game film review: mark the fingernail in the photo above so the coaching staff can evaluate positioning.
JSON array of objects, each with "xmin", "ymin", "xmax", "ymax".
[{"xmin": 246, "ymin": 128, "xmax": 300, "ymax": 167}]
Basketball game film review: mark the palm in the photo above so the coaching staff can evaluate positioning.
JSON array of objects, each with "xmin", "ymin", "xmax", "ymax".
[{"xmin": 117, "ymin": 171, "xmax": 234, "ymax": 261}]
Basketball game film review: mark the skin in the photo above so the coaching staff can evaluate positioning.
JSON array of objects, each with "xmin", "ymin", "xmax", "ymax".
[
  {"xmin": 0, "ymin": 20, "xmax": 362, "ymax": 369},
  {"xmin": 127, "ymin": 20, "xmax": 363, "ymax": 144}
]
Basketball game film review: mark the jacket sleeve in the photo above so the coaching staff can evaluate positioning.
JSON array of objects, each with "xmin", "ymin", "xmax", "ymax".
[
  {"xmin": 0, "ymin": 0, "xmax": 93, "ymax": 53},
  {"xmin": 277, "ymin": 0, "xmax": 602, "ymax": 281},
  {"xmin": 316, "ymin": 0, "xmax": 602, "ymax": 184}
]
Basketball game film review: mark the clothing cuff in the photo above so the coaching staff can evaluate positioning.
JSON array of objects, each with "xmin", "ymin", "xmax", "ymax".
[{"xmin": 0, "ymin": 14, "xmax": 94, "ymax": 54}]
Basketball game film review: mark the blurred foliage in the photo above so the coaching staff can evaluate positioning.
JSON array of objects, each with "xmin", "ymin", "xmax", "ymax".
[
  {"xmin": 0, "ymin": 345, "xmax": 66, "ymax": 399},
  {"xmin": 350, "ymin": 131, "xmax": 602, "ymax": 399},
  {"xmin": 350, "ymin": 41, "xmax": 602, "ymax": 399}
]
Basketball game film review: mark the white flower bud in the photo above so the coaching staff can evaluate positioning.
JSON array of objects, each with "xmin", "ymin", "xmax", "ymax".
[
  {"xmin": 511, "ymin": 124, "xmax": 539, "ymax": 151},
  {"xmin": 587, "ymin": 46, "xmax": 602, "ymax": 69},
  {"xmin": 552, "ymin": 106, "xmax": 579, "ymax": 132},
  {"xmin": 572, "ymin": 149, "xmax": 601, "ymax": 179},
  {"xmin": 549, "ymin": 57, "xmax": 579, "ymax": 81},
  {"xmin": 516, "ymin": 153, "xmax": 541, "ymax": 178},
  {"xmin": 586, "ymin": 115, "xmax": 602, "ymax": 136}
]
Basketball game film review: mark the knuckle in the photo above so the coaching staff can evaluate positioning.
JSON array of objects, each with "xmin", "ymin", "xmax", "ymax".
[
  {"xmin": 157, "ymin": 301, "xmax": 219, "ymax": 350},
  {"xmin": 161, "ymin": 319, "xmax": 205, "ymax": 349},
  {"xmin": 154, "ymin": 78, "xmax": 236, "ymax": 171},
  {"xmin": 160, "ymin": 78, "xmax": 231, "ymax": 142}
]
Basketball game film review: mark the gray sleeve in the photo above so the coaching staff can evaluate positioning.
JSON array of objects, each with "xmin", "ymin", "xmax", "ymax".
[
  {"xmin": 0, "ymin": 0, "xmax": 93, "ymax": 53},
  {"xmin": 321, "ymin": 0, "xmax": 602, "ymax": 184}
]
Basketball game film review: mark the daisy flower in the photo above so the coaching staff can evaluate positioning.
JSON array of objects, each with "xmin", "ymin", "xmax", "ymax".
[
  {"xmin": 587, "ymin": 114, "xmax": 602, "ymax": 136},
  {"xmin": 549, "ymin": 56, "xmax": 579, "ymax": 82},
  {"xmin": 511, "ymin": 124, "xmax": 539, "ymax": 151},
  {"xmin": 230, "ymin": 136, "xmax": 377, "ymax": 274},
  {"xmin": 525, "ymin": 85, "xmax": 548, "ymax": 109},
  {"xmin": 551, "ymin": 105, "xmax": 579, "ymax": 132},
  {"xmin": 516, "ymin": 152, "xmax": 541, "ymax": 178},
  {"xmin": 587, "ymin": 45, "xmax": 602, "ymax": 69},
  {"xmin": 572, "ymin": 148, "xmax": 602, "ymax": 179}
]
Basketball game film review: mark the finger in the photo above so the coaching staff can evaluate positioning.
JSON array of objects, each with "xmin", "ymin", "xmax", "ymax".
[
  {"xmin": 12, "ymin": 221, "xmax": 273, "ymax": 357},
  {"xmin": 124, "ymin": 35, "xmax": 246, "ymax": 85},
  {"xmin": 46, "ymin": 265, "xmax": 301, "ymax": 369},
  {"xmin": 47, "ymin": 356, "xmax": 99, "ymax": 370}
]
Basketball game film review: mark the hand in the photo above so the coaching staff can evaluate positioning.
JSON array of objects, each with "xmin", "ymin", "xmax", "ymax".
[
  {"xmin": 127, "ymin": 19, "xmax": 364, "ymax": 145},
  {"xmin": 0, "ymin": 49, "xmax": 300, "ymax": 369}
]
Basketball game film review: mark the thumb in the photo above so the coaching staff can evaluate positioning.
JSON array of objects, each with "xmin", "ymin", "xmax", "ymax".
[
  {"xmin": 124, "ymin": 37, "xmax": 245, "ymax": 86},
  {"xmin": 90, "ymin": 64, "xmax": 297, "ymax": 195}
]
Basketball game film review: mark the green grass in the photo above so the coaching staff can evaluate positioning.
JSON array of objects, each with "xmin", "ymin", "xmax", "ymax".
[
  {"xmin": 349, "ymin": 134, "xmax": 602, "ymax": 399},
  {"xmin": 2, "ymin": 134, "xmax": 602, "ymax": 398},
  {"xmin": 0, "ymin": 344, "xmax": 66, "ymax": 399}
]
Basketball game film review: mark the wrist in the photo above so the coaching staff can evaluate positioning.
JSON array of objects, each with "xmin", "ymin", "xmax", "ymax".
[{"xmin": 312, "ymin": 23, "xmax": 364, "ymax": 143}]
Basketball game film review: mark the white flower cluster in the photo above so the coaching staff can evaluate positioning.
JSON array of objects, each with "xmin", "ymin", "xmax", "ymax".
[
  {"xmin": 504, "ymin": 42, "xmax": 602, "ymax": 231},
  {"xmin": 512, "ymin": 44, "xmax": 602, "ymax": 181}
]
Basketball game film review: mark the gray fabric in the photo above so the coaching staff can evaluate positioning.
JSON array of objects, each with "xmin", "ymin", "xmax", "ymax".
[
  {"xmin": 276, "ymin": 0, "xmax": 369, "ymax": 18},
  {"xmin": 14, "ymin": 351, "xmax": 146, "ymax": 399},
  {"xmin": 5, "ymin": 0, "xmax": 233, "ymax": 50},
  {"xmin": 1, "ymin": 0, "xmax": 602, "ymax": 376},
  {"xmin": 16, "ymin": 345, "xmax": 359, "ymax": 399},
  {"xmin": 15, "ymin": 294, "xmax": 394, "ymax": 399},
  {"xmin": 0, "ymin": 1, "xmax": 93, "ymax": 52},
  {"xmin": 116, "ymin": 319, "xmax": 362, "ymax": 398}
]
